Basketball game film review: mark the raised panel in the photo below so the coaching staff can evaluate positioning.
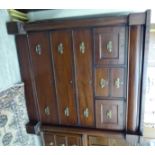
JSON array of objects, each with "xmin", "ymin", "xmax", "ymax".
[
  {"xmin": 95, "ymin": 100, "xmax": 125, "ymax": 130},
  {"xmin": 94, "ymin": 26, "xmax": 126, "ymax": 65},
  {"xmin": 68, "ymin": 136, "xmax": 82, "ymax": 146},
  {"xmin": 28, "ymin": 32, "xmax": 58, "ymax": 124},
  {"xmin": 51, "ymin": 30, "xmax": 77, "ymax": 126},
  {"xmin": 73, "ymin": 29, "xmax": 94, "ymax": 127},
  {"xmin": 111, "ymin": 68, "xmax": 125, "ymax": 98},
  {"xmin": 95, "ymin": 68, "xmax": 109, "ymax": 97}
]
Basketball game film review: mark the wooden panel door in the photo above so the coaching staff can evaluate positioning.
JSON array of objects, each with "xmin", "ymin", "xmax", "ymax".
[
  {"xmin": 95, "ymin": 100, "xmax": 125, "ymax": 130},
  {"xmin": 73, "ymin": 29, "xmax": 94, "ymax": 127},
  {"xmin": 51, "ymin": 30, "xmax": 77, "ymax": 126},
  {"xmin": 111, "ymin": 68, "xmax": 125, "ymax": 98},
  {"xmin": 28, "ymin": 32, "xmax": 58, "ymax": 124},
  {"xmin": 95, "ymin": 68, "xmax": 109, "ymax": 97},
  {"xmin": 94, "ymin": 26, "xmax": 126, "ymax": 65}
]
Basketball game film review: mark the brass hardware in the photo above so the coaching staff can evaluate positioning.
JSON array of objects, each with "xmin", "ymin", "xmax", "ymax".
[
  {"xmin": 44, "ymin": 106, "xmax": 50, "ymax": 115},
  {"xmin": 106, "ymin": 110, "xmax": 112, "ymax": 119},
  {"xmin": 35, "ymin": 44, "xmax": 42, "ymax": 55},
  {"xmin": 114, "ymin": 78, "xmax": 123, "ymax": 88},
  {"xmin": 64, "ymin": 107, "xmax": 69, "ymax": 117},
  {"xmin": 58, "ymin": 43, "xmax": 63, "ymax": 54},
  {"xmin": 83, "ymin": 108, "xmax": 89, "ymax": 118},
  {"xmin": 100, "ymin": 78, "xmax": 108, "ymax": 88},
  {"xmin": 107, "ymin": 41, "xmax": 112, "ymax": 53},
  {"xmin": 80, "ymin": 41, "xmax": 85, "ymax": 54},
  {"xmin": 49, "ymin": 142, "xmax": 54, "ymax": 146}
]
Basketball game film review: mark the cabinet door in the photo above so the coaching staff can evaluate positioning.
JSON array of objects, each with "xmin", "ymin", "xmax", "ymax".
[
  {"xmin": 73, "ymin": 29, "xmax": 94, "ymax": 127},
  {"xmin": 28, "ymin": 32, "xmax": 58, "ymax": 124},
  {"xmin": 95, "ymin": 68, "xmax": 109, "ymax": 97},
  {"xmin": 111, "ymin": 68, "xmax": 125, "ymax": 98},
  {"xmin": 94, "ymin": 27, "xmax": 126, "ymax": 65},
  {"xmin": 51, "ymin": 30, "xmax": 77, "ymax": 126},
  {"xmin": 95, "ymin": 100, "xmax": 125, "ymax": 130}
]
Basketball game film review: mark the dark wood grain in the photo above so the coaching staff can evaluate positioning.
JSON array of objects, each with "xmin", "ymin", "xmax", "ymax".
[
  {"xmin": 50, "ymin": 30, "xmax": 77, "ymax": 126},
  {"xmin": 28, "ymin": 32, "xmax": 58, "ymax": 124},
  {"xmin": 43, "ymin": 132, "xmax": 82, "ymax": 146},
  {"xmin": 95, "ymin": 100, "xmax": 125, "ymax": 130},
  {"xmin": 16, "ymin": 35, "xmax": 39, "ymax": 122},
  {"xmin": 73, "ymin": 29, "xmax": 94, "ymax": 127},
  {"xmin": 95, "ymin": 68, "xmax": 109, "ymax": 97},
  {"xmin": 41, "ymin": 125, "xmax": 125, "ymax": 139},
  {"xmin": 94, "ymin": 26, "xmax": 126, "ymax": 65},
  {"xmin": 127, "ymin": 26, "xmax": 144, "ymax": 133},
  {"xmin": 111, "ymin": 68, "xmax": 125, "ymax": 97},
  {"xmin": 25, "ymin": 16, "xmax": 127, "ymax": 32},
  {"xmin": 12, "ymin": 11, "xmax": 151, "ymax": 144}
]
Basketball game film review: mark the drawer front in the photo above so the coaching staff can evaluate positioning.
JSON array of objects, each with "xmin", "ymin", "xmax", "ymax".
[
  {"xmin": 51, "ymin": 30, "xmax": 77, "ymax": 126},
  {"xmin": 95, "ymin": 100, "xmax": 125, "ymax": 130},
  {"xmin": 95, "ymin": 68, "xmax": 125, "ymax": 98},
  {"xmin": 94, "ymin": 26, "xmax": 126, "ymax": 65},
  {"xmin": 73, "ymin": 29, "xmax": 94, "ymax": 127},
  {"xmin": 95, "ymin": 68, "xmax": 109, "ymax": 97},
  {"xmin": 28, "ymin": 32, "xmax": 58, "ymax": 124},
  {"xmin": 43, "ymin": 132, "xmax": 82, "ymax": 146},
  {"xmin": 111, "ymin": 68, "xmax": 125, "ymax": 98}
]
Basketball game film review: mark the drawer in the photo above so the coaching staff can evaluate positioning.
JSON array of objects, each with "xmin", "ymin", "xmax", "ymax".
[
  {"xmin": 95, "ymin": 68, "xmax": 109, "ymax": 97},
  {"xmin": 94, "ymin": 26, "xmax": 126, "ymax": 65},
  {"xmin": 95, "ymin": 68, "xmax": 125, "ymax": 98},
  {"xmin": 43, "ymin": 132, "xmax": 82, "ymax": 146},
  {"xmin": 95, "ymin": 100, "xmax": 125, "ymax": 130}
]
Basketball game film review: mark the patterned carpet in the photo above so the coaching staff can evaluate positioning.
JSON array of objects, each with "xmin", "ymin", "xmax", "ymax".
[{"xmin": 0, "ymin": 83, "xmax": 41, "ymax": 145}]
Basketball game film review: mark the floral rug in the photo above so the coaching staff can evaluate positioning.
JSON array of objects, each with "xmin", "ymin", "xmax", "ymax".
[{"xmin": 0, "ymin": 83, "xmax": 40, "ymax": 145}]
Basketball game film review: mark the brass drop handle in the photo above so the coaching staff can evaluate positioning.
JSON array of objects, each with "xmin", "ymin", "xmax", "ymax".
[
  {"xmin": 114, "ymin": 78, "xmax": 123, "ymax": 88},
  {"xmin": 35, "ymin": 44, "xmax": 42, "ymax": 55},
  {"xmin": 100, "ymin": 78, "xmax": 108, "ymax": 88},
  {"xmin": 106, "ymin": 110, "xmax": 112, "ymax": 119},
  {"xmin": 58, "ymin": 43, "xmax": 63, "ymax": 54},
  {"xmin": 44, "ymin": 106, "xmax": 50, "ymax": 116},
  {"xmin": 64, "ymin": 107, "xmax": 70, "ymax": 117},
  {"xmin": 83, "ymin": 108, "xmax": 89, "ymax": 118},
  {"xmin": 80, "ymin": 41, "xmax": 85, "ymax": 54},
  {"xmin": 107, "ymin": 41, "xmax": 112, "ymax": 53}
]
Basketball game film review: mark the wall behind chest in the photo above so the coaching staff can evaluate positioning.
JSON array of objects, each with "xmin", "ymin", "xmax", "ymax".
[{"xmin": 0, "ymin": 10, "xmax": 21, "ymax": 91}]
